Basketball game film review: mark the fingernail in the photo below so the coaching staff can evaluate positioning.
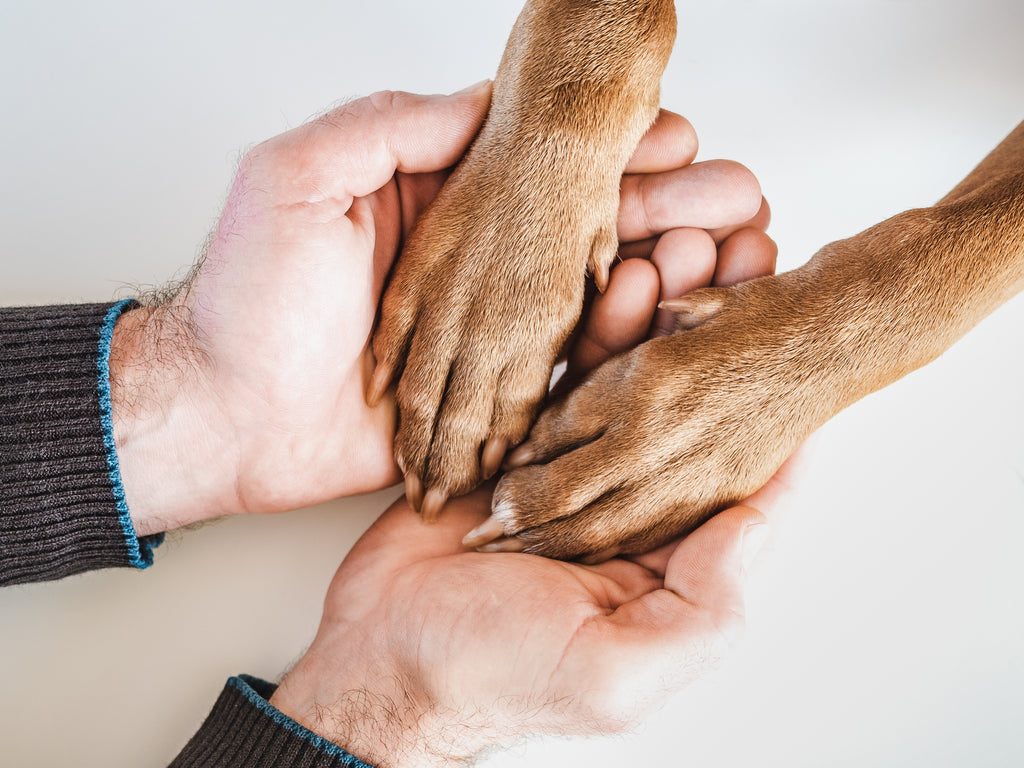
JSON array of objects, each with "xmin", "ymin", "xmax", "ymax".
[
  {"xmin": 742, "ymin": 523, "xmax": 770, "ymax": 575},
  {"xmin": 452, "ymin": 79, "xmax": 492, "ymax": 97}
]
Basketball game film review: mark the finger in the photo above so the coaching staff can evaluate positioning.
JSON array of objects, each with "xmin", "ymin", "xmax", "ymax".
[
  {"xmin": 617, "ymin": 236, "xmax": 658, "ymax": 261},
  {"xmin": 257, "ymin": 81, "xmax": 493, "ymax": 203},
  {"xmin": 711, "ymin": 228, "xmax": 779, "ymax": 287},
  {"xmin": 565, "ymin": 258, "xmax": 659, "ymax": 380},
  {"xmin": 565, "ymin": 506, "xmax": 768, "ymax": 720},
  {"xmin": 665, "ymin": 505, "xmax": 767, "ymax": 614},
  {"xmin": 629, "ymin": 444, "xmax": 810, "ymax": 578},
  {"xmin": 623, "ymin": 537, "xmax": 681, "ymax": 579},
  {"xmin": 624, "ymin": 110, "xmax": 698, "ymax": 174},
  {"xmin": 619, "ymin": 160, "xmax": 763, "ymax": 243},
  {"xmin": 649, "ymin": 227, "xmax": 718, "ymax": 336},
  {"xmin": 707, "ymin": 196, "xmax": 772, "ymax": 245}
]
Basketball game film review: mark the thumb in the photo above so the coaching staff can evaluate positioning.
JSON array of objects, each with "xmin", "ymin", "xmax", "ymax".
[
  {"xmin": 566, "ymin": 506, "xmax": 769, "ymax": 726},
  {"xmin": 253, "ymin": 80, "xmax": 493, "ymax": 202},
  {"xmin": 665, "ymin": 505, "xmax": 769, "ymax": 633}
]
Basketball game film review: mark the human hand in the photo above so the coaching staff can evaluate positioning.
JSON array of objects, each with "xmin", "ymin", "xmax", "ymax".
[
  {"xmin": 269, "ymin": 214, "xmax": 783, "ymax": 764},
  {"xmin": 108, "ymin": 87, "xmax": 771, "ymax": 538},
  {"xmin": 269, "ymin": 456, "xmax": 800, "ymax": 767},
  {"xmin": 109, "ymin": 83, "xmax": 494, "ymax": 535}
]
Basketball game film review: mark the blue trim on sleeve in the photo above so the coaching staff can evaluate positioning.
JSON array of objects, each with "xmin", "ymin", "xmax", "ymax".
[
  {"xmin": 229, "ymin": 675, "xmax": 377, "ymax": 768},
  {"xmin": 97, "ymin": 299, "xmax": 164, "ymax": 569}
]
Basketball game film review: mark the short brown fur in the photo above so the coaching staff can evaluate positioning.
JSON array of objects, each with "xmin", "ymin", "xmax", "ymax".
[{"xmin": 372, "ymin": 0, "xmax": 1024, "ymax": 560}]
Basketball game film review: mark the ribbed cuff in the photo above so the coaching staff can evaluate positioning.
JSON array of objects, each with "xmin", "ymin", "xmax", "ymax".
[
  {"xmin": 0, "ymin": 301, "xmax": 162, "ymax": 586},
  {"xmin": 169, "ymin": 676, "xmax": 376, "ymax": 768}
]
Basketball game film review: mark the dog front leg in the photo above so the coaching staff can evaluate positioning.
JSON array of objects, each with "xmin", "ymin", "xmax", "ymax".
[
  {"xmin": 484, "ymin": 121, "xmax": 1024, "ymax": 560},
  {"xmin": 370, "ymin": 0, "xmax": 677, "ymax": 517}
]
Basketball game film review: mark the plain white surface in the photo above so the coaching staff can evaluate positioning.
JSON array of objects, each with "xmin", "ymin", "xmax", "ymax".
[{"xmin": 2, "ymin": 1, "xmax": 1023, "ymax": 766}]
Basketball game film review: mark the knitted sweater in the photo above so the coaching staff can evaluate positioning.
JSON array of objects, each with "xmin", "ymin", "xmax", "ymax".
[{"xmin": 0, "ymin": 302, "xmax": 374, "ymax": 767}]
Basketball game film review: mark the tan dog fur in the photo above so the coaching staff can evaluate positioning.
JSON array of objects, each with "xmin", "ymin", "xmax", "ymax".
[{"xmin": 370, "ymin": 0, "xmax": 1024, "ymax": 560}]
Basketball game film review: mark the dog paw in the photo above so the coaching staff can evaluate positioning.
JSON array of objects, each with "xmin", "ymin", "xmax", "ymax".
[
  {"xmin": 465, "ymin": 277, "xmax": 827, "ymax": 560},
  {"xmin": 370, "ymin": 138, "xmax": 622, "ymax": 518}
]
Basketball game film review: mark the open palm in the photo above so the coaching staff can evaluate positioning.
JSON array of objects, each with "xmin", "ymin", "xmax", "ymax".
[{"xmin": 271, "ymin": 460, "xmax": 799, "ymax": 766}]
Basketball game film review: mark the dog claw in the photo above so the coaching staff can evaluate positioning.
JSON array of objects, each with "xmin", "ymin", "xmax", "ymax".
[
  {"xmin": 477, "ymin": 537, "xmax": 527, "ymax": 554},
  {"xmin": 420, "ymin": 487, "xmax": 449, "ymax": 524},
  {"xmin": 462, "ymin": 516, "xmax": 507, "ymax": 548},
  {"xmin": 481, "ymin": 437, "xmax": 508, "ymax": 480},
  {"xmin": 366, "ymin": 364, "xmax": 392, "ymax": 407},
  {"xmin": 658, "ymin": 294, "xmax": 725, "ymax": 329},
  {"xmin": 405, "ymin": 473, "xmax": 424, "ymax": 513},
  {"xmin": 503, "ymin": 443, "xmax": 535, "ymax": 469}
]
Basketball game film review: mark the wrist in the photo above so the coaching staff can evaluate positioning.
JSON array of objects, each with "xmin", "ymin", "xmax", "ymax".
[
  {"xmin": 794, "ymin": 209, "xmax": 951, "ymax": 398},
  {"xmin": 108, "ymin": 303, "xmax": 241, "ymax": 535},
  {"xmin": 269, "ymin": 648, "xmax": 479, "ymax": 768}
]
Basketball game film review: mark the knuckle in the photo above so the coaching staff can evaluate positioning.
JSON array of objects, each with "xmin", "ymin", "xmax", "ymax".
[{"xmin": 366, "ymin": 88, "xmax": 415, "ymax": 117}]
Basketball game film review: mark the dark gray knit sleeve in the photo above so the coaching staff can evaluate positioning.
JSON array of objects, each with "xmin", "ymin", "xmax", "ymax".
[
  {"xmin": 170, "ymin": 676, "xmax": 376, "ymax": 768},
  {"xmin": 0, "ymin": 301, "xmax": 162, "ymax": 585}
]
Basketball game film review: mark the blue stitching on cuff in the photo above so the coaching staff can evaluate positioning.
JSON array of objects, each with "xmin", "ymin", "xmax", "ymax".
[
  {"xmin": 228, "ymin": 676, "xmax": 376, "ymax": 768},
  {"xmin": 97, "ymin": 299, "xmax": 164, "ymax": 569}
]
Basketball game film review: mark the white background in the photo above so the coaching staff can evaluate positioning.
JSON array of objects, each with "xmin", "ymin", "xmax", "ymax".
[{"xmin": 2, "ymin": 1, "xmax": 1023, "ymax": 766}]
